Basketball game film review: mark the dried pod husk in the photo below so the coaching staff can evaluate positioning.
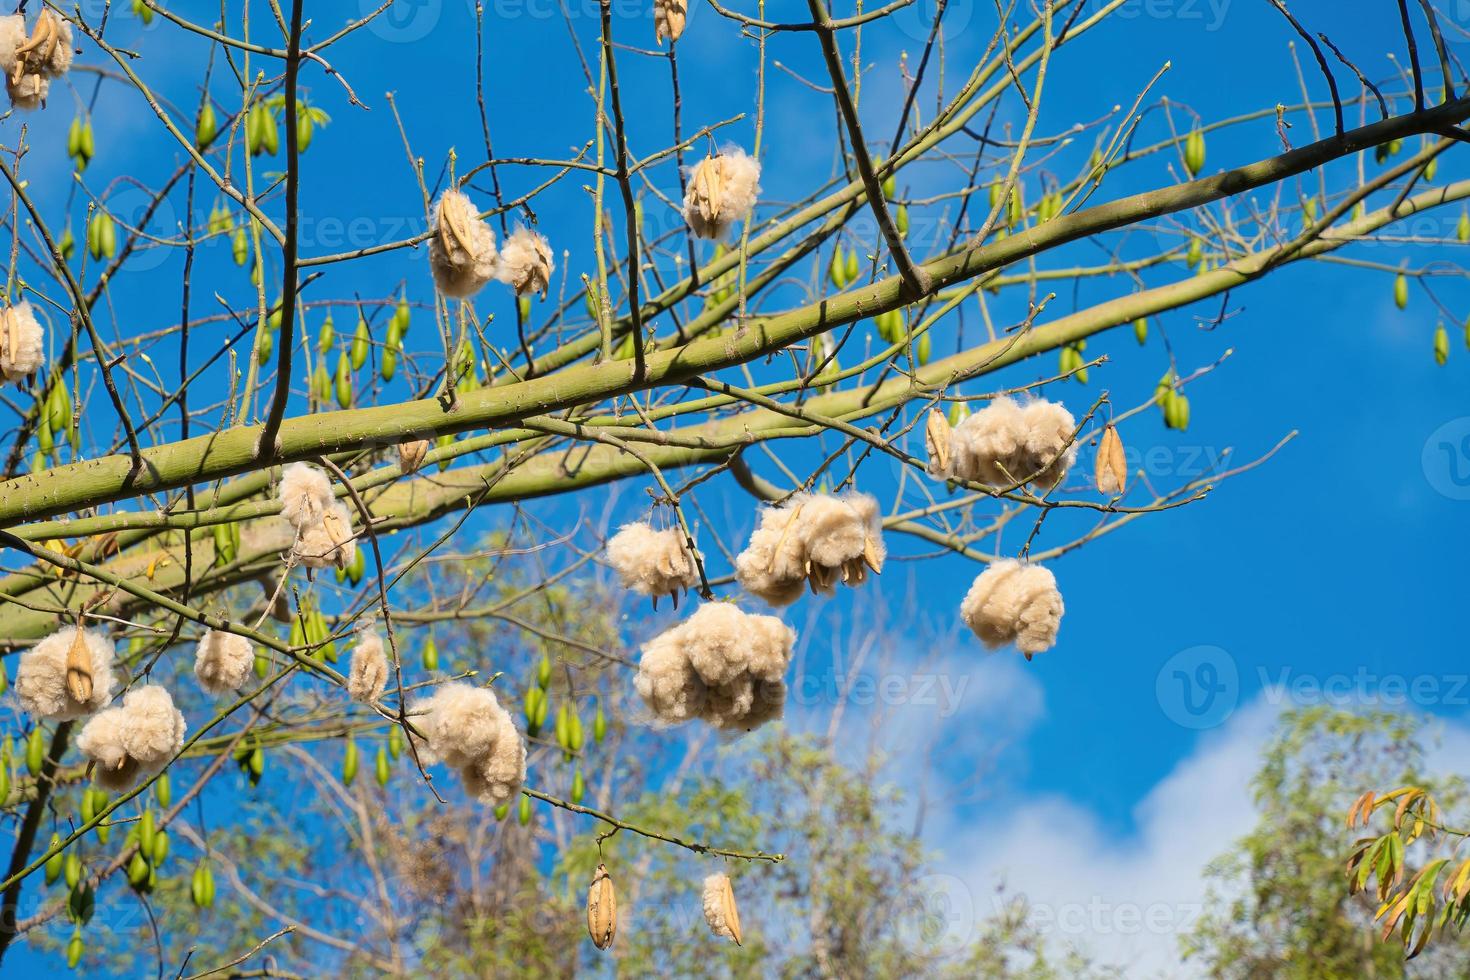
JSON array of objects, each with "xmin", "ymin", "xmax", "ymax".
[
  {"xmin": 64, "ymin": 626, "xmax": 93, "ymax": 704},
  {"xmin": 702, "ymin": 873, "xmax": 743, "ymax": 945},
  {"xmin": 495, "ymin": 226, "xmax": 554, "ymax": 298},
  {"xmin": 0, "ymin": 302, "xmax": 45, "ymax": 383},
  {"xmin": 398, "ymin": 438, "xmax": 429, "ymax": 475},
  {"xmin": 587, "ymin": 863, "xmax": 618, "ymax": 951},
  {"xmin": 654, "ymin": 0, "xmax": 688, "ymax": 44},
  {"xmin": 682, "ymin": 148, "xmax": 762, "ymax": 240},
  {"xmin": 925, "ymin": 408, "xmax": 953, "ymax": 477},
  {"xmin": 1095, "ymin": 424, "xmax": 1127, "ymax": 495},
  {"xmin": 429, "ymin": 189, "xmax": 498, "ymax": 298}
]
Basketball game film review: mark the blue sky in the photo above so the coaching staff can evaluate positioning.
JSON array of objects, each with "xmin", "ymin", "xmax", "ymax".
[{"xmin": 8, "ymin": 0, "xmax": 1470, "ymax": 973}]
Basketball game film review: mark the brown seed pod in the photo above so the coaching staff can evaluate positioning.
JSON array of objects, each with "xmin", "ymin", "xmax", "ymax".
[
  {"xmin": 1095, "ymin": 424, "xmax": 1127, "ymax": 495},
  {"xmin": 64, "ymin": 625, "xmax": 93, "ymax": 704},
  {"xmin": 925, "ymin": 408, "xmax": 952, "ymax": 476},
  {"xmin": 587, "ymin": 863, "xmax": 617, "ymax": 951},
  {"xmin": 702, "ymin": 873, "xmax": 743, "ymax": 945},
  {"xmin": 398, "ymin": 439, "xmax": 429, "ymax": 475},
  {"xmin": 654, "ymin": 0, "xmax": 688, "ymax": 45}
]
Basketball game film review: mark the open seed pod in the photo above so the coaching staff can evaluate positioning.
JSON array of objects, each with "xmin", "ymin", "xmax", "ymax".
[{"xmin": 586, "ymin": 863, "xmax": 617, "ymax": 951}]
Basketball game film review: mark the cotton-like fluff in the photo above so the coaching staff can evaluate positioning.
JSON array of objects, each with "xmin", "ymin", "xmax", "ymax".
[
  {"xmin": 682, "ymin": 148, "xmax": 762, "ymax": 240},
  {"xmin": 410, "ymin": 682, "xmax": 526, "ymax": 805},
  {"xmin": 429, "ymin": 189, "xmax": 498, "ymax": 298},
  {"xmin": 959, "ymin": 560, "xmax": 1064, "ymax": 659},
  {"xmin": 293, "ymin": 500, "xmax": 356, "ymax": 570},
  {"xmin": 2, "ymin": 10, "xmax": 73, "ymax": 111},
  {"xmin": 734, "ymin": 492, "xmax": 884, "ymax": 606},
  {"xmin": 0, "ymin": 302, "xmax": 44, "ymax": 383},
  {"xmin": 278, "ymin": 462, "xmax": 334, "ymax": 530},
  {"xmin": 654, "ymin": 0, "xmax": 688, "ymax": 44},
  {"xmin": 15, "ymin": 626, "xmax": 117, "ymax": 721},
  {"xmin": 348, "ymin": 631, "xmax": 389, "ymax": 704},
  {"xmin": 193, "ymin": 629, "xmax": 254, "ymax": 696},
  {"xmin": 75, "ymin": 685, "xmax": 186, "ymax": 793},
  {"xmin": 606, "ymin": 522, "xmax": 700, "ymax": 603},
  {"xmin": 495, "ymin": 226, "xmax": 553, "ymax": 298},
  {"xmin": 634, "ymin": 603, "xmax": 795, "ymax": 731},
  {"xmin": 702, "ymin": 874, "xmax": 743, "ymax": 945},
  {"xmin": 929, "ymin": 396, "xmax": 1076, "ymax": 490}
]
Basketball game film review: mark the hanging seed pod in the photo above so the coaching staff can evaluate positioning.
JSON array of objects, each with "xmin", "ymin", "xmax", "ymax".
[
  {"xmin": 334, "ymin": 351, "xmax": 352, "ymax": 409},
  {"xmin": 87, "ymin": 212, "xmax": 116, "ymax": 261},
  {"xmin": 348, "ymin": 545, "xmax": 365, "ymax": 585},
  {"xmin": 0, "ymin": 660, "xmax": 7, "ymax": 697},
  {"xmin": 593, "ymin": 701, "xmax": 606, "ymax": 743},
  {"xmin": 190, "ymin": 862, "xmax": 211, "ymax": 908},
  {"xmin": 65, "ymin": 928, "xmax": 83, "ymax": 968},
  {"xmin": 1183, "ymin": 128, "xmax": 1206, "ymax": 177},
  {"xmin": 255, "ymin": 329, "xmax": 273, "ymax": 366},
  {"xmin": 1095, "ymin": 425, "xmax": 1127, "ymax": 495},
  {"xmin": 494, "ymin": 802, "xmax": 509, "ymax": 820},
  {"xmin": 316, "ymin": 313, "xmax": 335, "ymax": 353},
  {"xmin": 126, "ymin": 852, "xmax": 149, "ymax": 888},
  {"xmin": 1007, "ymin": 184, "xmax": 1024, "ymax": 228},
  {"xmin": 375, "ymin": 746, "xmax": 390, "ymax": 787},
  {"xmin": 925, "ymin": 409, "xmax": 953, "ymax": 476},
  {"xmin": 151, "ymin": 830, "xmax": 169, "ymax": 866},
  {"xmin": 517, "ymin": 794, "xmax": 532, "ymax": 825},
  {"xmin": 524, "ymin": 686, "xmax": 545, "ymax": 737},
  {"xmin": 571, "ymin": 767, "xmax": 585, "ymax": 804},
  {"xmin": 258, "ymin": 105, "xmax": 279, "ymax": 156},
  {"xmin": 138, "ymin": 809, "xmax": 156, "ymax": 858},
  {"xmin": 232, "ymin": 226, "xmax": 248, "ymax": 266},
  {"xmin": 59, "ymin": 226, "xmax": 74, "ymax": 261},
  {"xmin": 587, "ymin": 864, "xmax": 618, "ymax": 950},
  {"xmin": 64, "ymin": 852, "xmax": 81, "ymax": 890},
  {"xmin": 1394, "ymin": 272, "xmax": 1409, "ymax": 311},
  {"xmin": 422, "ymin": 635, "xmax": 439, "ymax": 672},
  {"xmin": 1426, "ymin": 156, "xmax": 1439, "ymax": 182},
  {"xmin": 435, "ymin": 433, "xmax": 454, "ymax": 471},
  {"xmin": 1459, "ymin": 210, "xmax": 1470, "ymax": 243},
  {"xmin": 154, "ymin": 773, "xmax": 171, "ymax": 809},
  {"xmin": 654, "ymin": 0, "xmax": 687, "ymax": 44},
  {"xmin": 844, "ymin": 248, "xmax": 859, "ymax": 284},
  {"xmin": 537, "ymin": 652, "xmax": 552, "ymax": 689},
  {"xmin": 45, "ymin": 834, "xmax": 64, "ymax": 885},
  {"xmin": 312, "ymin": 363, "xmax": 331, "ymax": 404},
  {"xmin": 48, "ymin": 376, "xmax": 72, "ymax": 432},
  {"xmin": 26, "ymin": 725, "xmax": 45, "ymax": 776},
  {"xmin": 350, "ymin": 317, "xmax": 370, "ymax": 370},
  {"xmin": 68, "ymin": 878, "xmax": 94, "ymax": 925},
  {"xmin": 1185, "ymin": 237, "xmax": 1202, "ymax": 269},
  {"xmin": 380, "ymin": 345, "xmax": 396, "ymax": 381},
  {"xmin": 388, "ymin": 725, "xmax": 403, "ymax": 759},
  {"xmin": 297, "ymin": 110, "xmax": 314, "ymax": 152},
  {"xmin": 702, "ymin": 873, "xmax": 743, "ymax": 945},
  {"xmin": 828, "ymin": 246, "xmax": 847, "ymax": 289},
  {"xmin": 895, "ymin": 204, "xmax": 910, "ymax": 238},
  {"xmin": 254, "ymin": 650, "xmax": 269, "ymax": 679},
  {"xmin": 916, "ymin": 331, "xmax": 931, "ymax": 365},
  {"xmin": 1133, "ymin": 316, "xmax": 1148, "ymax": 345},
  {"xmin": 342, "ymin": 738, "xmax": 359, "ymax": 786},
  {"xmin": 391, "ymin": 295, "xmax": 410, "ymax": 337},
  {"xmin": 1434, "ymin": 323, "xmax": 1450, "ymax": 365},
  {"xmin": 196, "ymin": 102, "xmax": 218, "ymax": 150}
]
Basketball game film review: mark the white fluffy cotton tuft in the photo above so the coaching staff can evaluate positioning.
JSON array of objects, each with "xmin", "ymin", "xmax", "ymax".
[
  {"xmin": 682, "ymin": 148, "xmax": 762, "ymax": 240},
  {"xmin": 348, "ymin": 631, "xmax": 389, "ymax": 704},
  {"xmin": 75, "ymin": 684, "xmax": 186, "ymax": 793},
  {"xmin": 193, "ymin": 630, "xmax": 254, "ymax": 696},
  {"xmin": 495, "ymin": 226, "xmax": 554, "ymax": 298},
  {"xmin": 734, "ymin": 492, "xmax": 884, "ymax": 606},
  {"xmin": 654, "ymin": 0, "xmax": 688, "ymax": 44},
  {"xmin": 0, "ymin": 302, "xmax": 44, "ymax": 382},
  {"xmin": 634, "ymin": 603, "xmax": 795, "ymax": 731},
  {"xmin": 410, "ymin": 682, "xmax": 526, "ymax": 805},
  {"xmin": 1, "ymin": 10, "xmax": 73, "ymax": 111},
  {"xmin": 928, "ymin": 396, "xmax": 1076, "ymax": 489},
  {"xmin": 959, "ymin": 559, "xmax": 1064, "ymax": 658},
  {"xmin": 429, "ymin": 189, "xmax": 498, "ymax": 298},
  {"xmin": 278, "ymin": 464, "xmax": 355, "ymax": 570},
  {"xmin": 606, "ymin": 521, "xmax": 700, "ymax": 602},
  {"xmin": 702, "ymin": 873, "xmax": 743, "ymax": 944},
  {"xmin": 15, "ymin": 626, "xmax": 116, "ymax": 721}
]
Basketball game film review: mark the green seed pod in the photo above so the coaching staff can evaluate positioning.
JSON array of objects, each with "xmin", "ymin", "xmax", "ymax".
[
  {"xmin": 1434, "ymin": 323, "xmax": 1450, "ymax": 365},
  {"xmin": 1425, "ymin": 156, "xmax": 1438, "ymax": 182},
  {"xmin": 1460, "ymin": 211, "xmax": 1470, "ymax": 243},
  {"xmin": 297, "ymin": 110, "xmax": 314, "ymax": 152},
  {"xmin": 555, "ymin": 702, "xmax": 570, "ymax": 750},
  {"xmin": 132, "ymin": 0, "xmax": 153, "ymax": 23},
  {"xmin": 422, "ymin": 635, "xmax": 439, "ymax": 672},
  {"xmin": 26, "ymin": 727, "xmax": 45, "ymax": 776},
  {"xmin": 315, "ymin": 313, "xmax": 335, "ymax": 353},
  {"xmin": 568, "ymin": 710, "xmax": 584, "ymax": 752},
  {"xmin": 391, "ymin": 295, "xmax": 410, "ymax": 336},
  {"xmin": 154, "ymin": 773, "xmax": 171, "ymax": 809},
  {"xmin": 348, "ymin": 545, "xmax": 365, "ymax": 585},
  {"xmin": 0, "ymin": 660, "xmax": 7, "ymax": 697},
  {"xmin": 37, "ymin": 416, "xmax": 53, "ymax": 455},
  {"xmin": 65, "ymin": 929, "xmax": 83, "ymax": 969},
  {"xmin": 881, "ymin": 173, "xmax": 896, "ymax": 199},
  {"xmin": 987, "ymin": 182, "xmax": 1003, "ymax": 209},
  {"xmin": 517, "ymin": 295, "xmax": 531, "ymax": 320},
  {"xmin": 1394, "ymin": 272, "xmax": 1409, "ymax": 311},
  {"xmin": 388, "ymin": 725, "xmax": 403, "ymax": 760},
  {"xmin": 844, "ymin": 249, "xmax": 859, "ymax": 284},
  {"xmin": 1184, "ymin": 129, "xmax": 1206, "ymax": 177},
  {"xmin": 64, "ymin": 852, "xmax": 81, "ymax": 890},
  {"xmin": 494, "ymin": 802, "xmax": 509, "ymax": 821},
  {"xmin": 1388, "ymin": 138, "xmax": 1402, "ymax": 156},
  {"xmin": 351, "ymin": 317, "xmax": 370, "ymax": 370},
  {"xmin": 232, "ymin": 226, "xmax": 248, "ymax": 266},
  {"xmin": 584, "ymin": 291, "xmax": 599, "ymax": 321},
  {"xmin": 59, "ymin": 226, "xmax": 74, "ymax": 261},
  {"xmin": 1186, "ymin": 237, "xmax": 1202, "ymax": 269},
  {"xmin": 67, "ymin": 878, "xmax": 94, "ymax": 926},
  {"xmin": 45, "ymin": 834, "xmax": 64, "ymax": 885},
  {"xmin": 255, "ymin": 328, "xmax": 273, "ymax": 366},
  {"xmin": 67, "ymin": 116, "xmax": 82, "ymax": 158},
  {"xmin": 828, "ymin": 246, "xmax": 847, "ymax": 289},
  {"xmin": 1007, "ymin": 184, "xmax": 1024, "ymax": 228},
  {"xmin": 375, "ymin": 746, "xmax": 390, "ymax": 787},
  {"xmin": 435, "ymin": 433, "xmax": 454, "ymax": 471},
  {"xmin": 571, "ymin": 768, "xmax": 585, "ymax": 804},
  {"xmin": 916, "ymin": 331, "xmax": 931, "ymax": 365},
  {"xmin": 537, "ymin": 652, "xmax": 552, "ymax": 689},
  {"xmin": 127, "ymin": 852, "xmax": 150, "ymax": 888},
  {"xmin": 138, "ymin": 809, "xmax": 156, "ymax": 858},
  {"xmin": 948, "ymin": 401, "xmax": 971, "ymax": 427},
  {"xmin": 380, "ymin": 345, "xmax": 397, "ymax": 381},
  {"xmin": 248, "ymin": 745, "xmax": 264, "ymax": 780},
  {"xmin": 254, "ymin": 651, "xmax": 269, "ymax": 679},
  {"xmin": 524, "ymin": 686, "xmax": 545, "ymax": 737},
  {"xmin": 191, "ymin": 863, "xmax": 210, "ymax": 908},
  {"xmin": 49, "ymin": 376, "xmax": 72, "ymax": 432},
  {"xmin": 592, "ymin": 701, "xmax": 606, "ymax": 743},
  {"xmin": 1175, "ymin": 394, "xmax": 1191, "ymax": 431},
  {"xmin": 1134, "ymin": 316, "xmax": 1148, "ymax": 345},
  {"xmin": 313, "ymin": 363, "xmax": 331, "ymax": 404},
  {"xmin": 197, "ymin": 102, "xmax": 218, "ymax": 150},
  {"xmin": 212, "ymin": 522, "xmax": 234, "ymax": 565},
  {"xmin": 518, "ymin": 795, "xmax": 532, "ymax": 825},
  {"xmin": 342, "ymin": 738, "xmax": 359, "ymax": 786},
  {"xmin": 335, "ymin": 351, "xmax": 353, "ymax": 409},
  {"xmin": 895, "ymin": 204, "xmax": 909, "ymax": 238},
  {"xmin": 614, "ymin": 331, "xmax": 635, "ymax": 361},
  {"xmin": 151, "ymin": 830, "xmax": 169, "ymax": 866}
]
